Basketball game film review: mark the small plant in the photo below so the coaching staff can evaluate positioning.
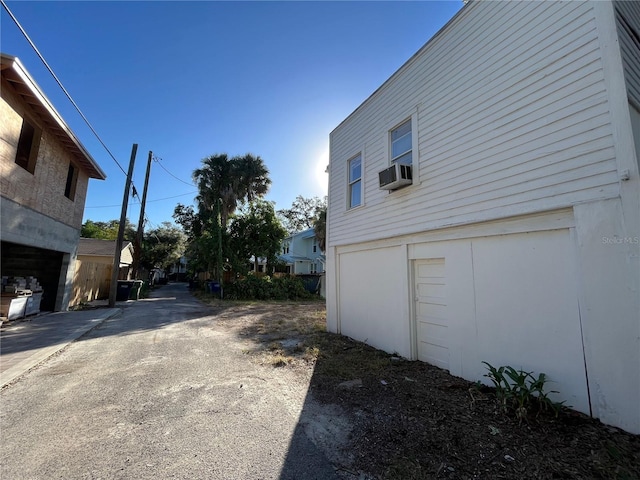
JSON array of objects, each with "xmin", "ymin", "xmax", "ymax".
[{"xmin": 482, "ymin": 361, "xmax": 565, "ymax": 421}]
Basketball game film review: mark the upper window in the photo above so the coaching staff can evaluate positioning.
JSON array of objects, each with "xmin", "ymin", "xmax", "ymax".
[
  {"xmin": 64, "ymin": 163, "xmax": 78, "ymax": 200},
  {"xmin": 391, "ymin": 119, "xmax": 412, "ymax": 165},
  {"xmin": 15, "ymin": 118, "xmax": 41, "ymax": 174},
  {"xmin": 348, "ymin": 154, "xmax": 362, "ymax": 209}
]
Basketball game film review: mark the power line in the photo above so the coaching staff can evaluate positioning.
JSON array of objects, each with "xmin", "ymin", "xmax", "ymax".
[
  {"xmin": 1, "ymin": 0, "xmax": 129, "ymax": 178},
  {"xmin": 153, "ymin": 155, "xmax": 195, "ymax": 186},
  {"xmin": 84, "ymin": 190, "xmax": 198, "ymax": 209}
]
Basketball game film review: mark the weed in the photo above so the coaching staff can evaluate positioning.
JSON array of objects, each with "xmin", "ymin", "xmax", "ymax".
[
  {"xmin": 268, "ymin": 354, "xmax": 292, "ymax": 367},
  {"xmin": 482, "ymin": 361, "xmax": 565, "ymax": 422}
]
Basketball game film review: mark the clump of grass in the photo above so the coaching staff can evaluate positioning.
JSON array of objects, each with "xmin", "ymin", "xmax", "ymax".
[
  {"xmin": 268, "ymin": 353, "xmax": 293, "ymax": 367},
  {"xmin": 303, "ymin": 346, "xmax": 321, "ymax": 362}
]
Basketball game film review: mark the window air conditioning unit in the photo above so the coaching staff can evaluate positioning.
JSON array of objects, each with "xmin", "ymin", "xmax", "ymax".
[{"xmin": 378, "ymin": 163, "xmax": 412, "ymax": 190}]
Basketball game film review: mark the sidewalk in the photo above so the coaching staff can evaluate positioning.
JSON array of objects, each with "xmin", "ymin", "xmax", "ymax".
[{"xmin": 0, "ymin": 306, "xmax": 121, "ymax": 387}]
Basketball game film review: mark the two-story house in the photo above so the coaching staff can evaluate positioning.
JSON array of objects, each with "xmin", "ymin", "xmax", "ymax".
[
  {"xmin": 326, "ymin": 2, "xmax": 640, "ymax": 434},
  {"xmin": 1, "ymin": 53, "xmax": 106, "ymax": 312},
  {"xmin": 278, "ymin": 228, "xmax": 325, "ymax": 275}
]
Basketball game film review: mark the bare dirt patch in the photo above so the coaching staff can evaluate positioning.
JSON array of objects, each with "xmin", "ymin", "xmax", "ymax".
[{"xmin": 195, "ymin": 295, "xmax": 640, "ymax": 479}]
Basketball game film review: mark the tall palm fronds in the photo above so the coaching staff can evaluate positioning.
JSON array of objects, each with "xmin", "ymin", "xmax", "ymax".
[{"xmin": 193, "ymin": 153, "xmax": 271, "ymax": 228}]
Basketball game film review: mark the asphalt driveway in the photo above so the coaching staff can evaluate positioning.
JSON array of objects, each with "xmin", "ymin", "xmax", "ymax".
[{"xmin": 0, "ymin": 283, "xmax": 341, "ymax": 480}]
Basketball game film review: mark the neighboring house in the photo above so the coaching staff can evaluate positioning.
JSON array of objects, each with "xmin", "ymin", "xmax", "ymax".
[
  {"xmin": 71, "ymin": 238, "xmax": 134, "ymax": 305},
  {"xmin": 278, "ymin": 228, "xmax": 325, "ymax": 274},
  {"xmin": 326, "ymin": 1, "xmax": 640, "ymax": 434},
  {"xmin": 168, "ymin": 256, "xmax": 187, "ymax": 281},
  {"xmin": 0, "ymin": 53, "xmax": 106, "ymax": 312}
]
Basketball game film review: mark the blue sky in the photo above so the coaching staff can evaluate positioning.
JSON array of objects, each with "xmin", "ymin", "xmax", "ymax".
[{"xmin": 1, "ymin": 1, "xmax": 463, "ymax": 231}]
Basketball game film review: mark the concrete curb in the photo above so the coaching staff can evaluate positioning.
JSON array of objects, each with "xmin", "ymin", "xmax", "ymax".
[{"xmin": 0, "ymin": 308, "xmax": 121, "ymax": 387}]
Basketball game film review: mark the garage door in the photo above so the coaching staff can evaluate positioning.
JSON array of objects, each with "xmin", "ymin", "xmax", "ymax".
[{"xmin": 414, "ymin": 258, "xmax": 449, "ymax": 370}]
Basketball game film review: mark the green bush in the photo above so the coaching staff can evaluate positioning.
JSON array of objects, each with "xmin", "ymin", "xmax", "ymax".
[{"xmin": 223, "ymin": 275, "xmax": 314, "ymax": 301}]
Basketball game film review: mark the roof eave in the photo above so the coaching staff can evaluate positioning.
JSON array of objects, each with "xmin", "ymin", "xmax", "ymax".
[{"xmin": 1, "ymin": 53, "xmax": 107, "ymax": 180}]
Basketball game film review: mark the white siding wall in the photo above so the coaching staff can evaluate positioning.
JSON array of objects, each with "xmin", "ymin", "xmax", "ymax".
[
  {"xmin": 329, "ymin": 1, "xmax": 619, "ymax": 247},
  {"xmin": 615, "ymin": 0, "xmax": 640, "ymax": 107},
  {"xmin": 326, "ymin": 0, "xmax": 640, "ymax": 434}
]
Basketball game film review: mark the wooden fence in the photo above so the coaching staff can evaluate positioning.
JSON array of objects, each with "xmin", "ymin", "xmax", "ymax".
[{"xmin": 70, "ymin": 260, "xmax": 112, "ymax": 306}]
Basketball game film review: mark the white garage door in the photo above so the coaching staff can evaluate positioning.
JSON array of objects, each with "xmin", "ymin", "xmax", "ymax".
[{"xmin": 414, "ymin": 258, "xmax": 449, "ymax": 370}]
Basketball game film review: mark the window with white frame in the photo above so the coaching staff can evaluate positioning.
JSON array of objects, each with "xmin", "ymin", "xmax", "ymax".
[
  {"xmin": 348, "ymin": 153, "xmax": 362, "ymax": 209},
  {"xmin": 390, "ymin": 119, "xmax": 412, "ymax": 165}
]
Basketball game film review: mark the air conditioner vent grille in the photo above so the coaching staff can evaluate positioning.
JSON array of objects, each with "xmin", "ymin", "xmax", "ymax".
[{"xmin": 379, "ymin": 163, "xmax": 413, "ymax": 190}]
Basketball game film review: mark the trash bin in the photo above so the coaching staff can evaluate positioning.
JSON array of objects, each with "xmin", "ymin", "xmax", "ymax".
[
  {"xmin": 131, "ymin": 280, "xmax": 144, "ymax": 300},
  {"xmin": 116, "ymin": 280, "xmax": 134, "ymax": 301},
  {"xmin": 210, "ymin": 282, "xmax": 221, "ymax": 294}
]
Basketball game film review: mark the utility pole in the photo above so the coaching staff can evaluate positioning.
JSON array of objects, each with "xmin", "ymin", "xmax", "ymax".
[
  {"xmin": 132, "ymin": 150, "xmax": 152, "ymax": 279},
  {"xmin": 217, "ymin": 197, "xmax": 223, "ymax": 299},
  {"xmin": 108, "ymin": 144, "xmax": 138, "ymax": 307}
]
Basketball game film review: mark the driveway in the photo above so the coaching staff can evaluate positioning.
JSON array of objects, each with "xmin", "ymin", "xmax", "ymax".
[{"xmin": 0, "ymin": 283, "xmax": 343, "ymax": 480}]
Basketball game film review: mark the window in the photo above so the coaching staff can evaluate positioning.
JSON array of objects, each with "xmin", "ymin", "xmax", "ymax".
[
  {"xmin": 64, "ymin": 163, "xmax": 78, "ymax": 200},
  {"xmin": 348, "ymin": 154, "xmax": 362, "ymax": 209},
  {"xmin": 312, "ymin": 239, "xmax": 317, "ymax": 253},
  {"xmin": 15, "ymin": 118, "xmax": 41, "ymax": 174},
  {"xmin": 310, "ymin": 263, "xmax": 317, "ymax": 274},
  {"xmin": 391, "ymin": 119, "xmax": 412, "ymax": 165}
]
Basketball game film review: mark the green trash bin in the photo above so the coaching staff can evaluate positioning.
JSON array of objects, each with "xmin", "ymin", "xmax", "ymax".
[{"xmin": 131, "ymin": 280, "xmax": 144, "ymax": 300}]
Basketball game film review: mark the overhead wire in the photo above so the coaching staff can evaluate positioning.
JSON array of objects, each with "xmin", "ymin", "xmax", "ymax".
[
  {"xmin": 84, "ymin": 191, "xmax": 198, "ymax": 209},
  {"xmin": 2, "ymin": 1, "xmax": 203, "ymax": 215},
  {"xmin": 153, "ymin": 155, "xmax": 195, "ymax": 186},
  {"xmin": 2, "ymin": 0, "xmax": 203, "ymax": 220},
  {"xmin": 1, "ymin": 0, "xmax": 132, "ymax": 179}
]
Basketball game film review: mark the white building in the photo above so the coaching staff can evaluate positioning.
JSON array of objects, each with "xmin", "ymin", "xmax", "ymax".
[{"xmin": 326, "ymin": 1, "xmax": 640, "ymax": 434}]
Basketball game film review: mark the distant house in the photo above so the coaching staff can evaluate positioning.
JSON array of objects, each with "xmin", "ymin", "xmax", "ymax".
[
  {"xmin": 168, "ymin": 256, "xmax": 187, "ymax": 281},
  {"xmin": 71, "ymin": 238, "xmax": 134, "ymax": 305},
  {"xmin": 278, "ymin": 228, "xmax": 324, "ymax": 274},
  {"xmin": 0, "ymin": 53, "xmax": 106, "ymax": 312},
  {"xmin": 326, "ymin": 2, "xmax": 640, "ymax": 434}
]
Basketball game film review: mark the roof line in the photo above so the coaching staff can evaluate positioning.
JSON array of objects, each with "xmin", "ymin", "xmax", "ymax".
[{"xmin": 1, "ymin": 53, "xmax": 106, "ymax": 179}]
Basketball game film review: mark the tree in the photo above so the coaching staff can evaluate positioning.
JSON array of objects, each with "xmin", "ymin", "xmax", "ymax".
[
  {"xmin": 277, "ymin": 195, "xmax": 327, "ymax": 234},
  {"xmin": 192, "ymin": 153, "xmax": 271, "ymax": 229},
  {"xmin": 313, "ymin": 205, "xmax": 327, "ymax": 252},
  {"xmin": 140, "ymin": 222, "xmax": 186, "ymax": 272},
  {"xmin": 173, "ymin": 204, "xmax": 215, "ymax": 276},
  {"xmin": 184, "ymin": 152, "xmax": 273, "ymax": 281},
  {"xmin": 81, "ymin": 219, "xmax": 136, "ymax": 241},
  {"xmin": 228, "ymin": 200, "xmax": 287, "ymax": 275}
]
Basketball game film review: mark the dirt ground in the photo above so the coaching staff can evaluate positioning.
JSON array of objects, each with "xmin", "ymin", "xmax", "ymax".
[{"xmin": 196, "ymin": 297, "xmax": 640, "ymax": 480}]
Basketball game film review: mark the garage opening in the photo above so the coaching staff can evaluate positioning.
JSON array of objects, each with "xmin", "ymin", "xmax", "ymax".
[{"xmin": 1, "ymin": 241, "xmax": 63, "ymax": 312}]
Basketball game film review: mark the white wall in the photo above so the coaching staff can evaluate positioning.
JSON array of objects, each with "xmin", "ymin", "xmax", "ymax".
[
  {"xmin": 328, "ymin": 207, "xmax": 639, "ymax": 432},
  {"xmin": 329, "ymin": 1, "xmax": 619, "ymax": 248},
  {"xmin": 337, "ymin": 246, "xmax": 411, "ymax": 358},
  {"xmin": 325, "ymin": 0, "xmax": 640, "ymax": 433},
  {"xmin": 572, "ymin": 198, "xmax": 640, "ymax": 433},
  {"xmin": 470, "ymin": 230, "xmax": 589, "ymax": 414}
]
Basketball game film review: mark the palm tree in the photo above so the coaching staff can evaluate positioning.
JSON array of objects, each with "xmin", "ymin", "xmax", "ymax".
[
  {"xmin": 313, "ymin": 206, "xmax": 327, "ymax": 252},
  {"xmin": 193, "ymin": 153, "xmax": 271, "ymax": 228},
  {"xmin": 235, "ymin": 153, "xmax": 271, "ymax": 205},
  {"xmin": 192, "ymin": 153, "xmax": 272, "ymax": 286},
  {"xmin": 193, "ymin": 153, "xmax": 235, "ymax": 228}
]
